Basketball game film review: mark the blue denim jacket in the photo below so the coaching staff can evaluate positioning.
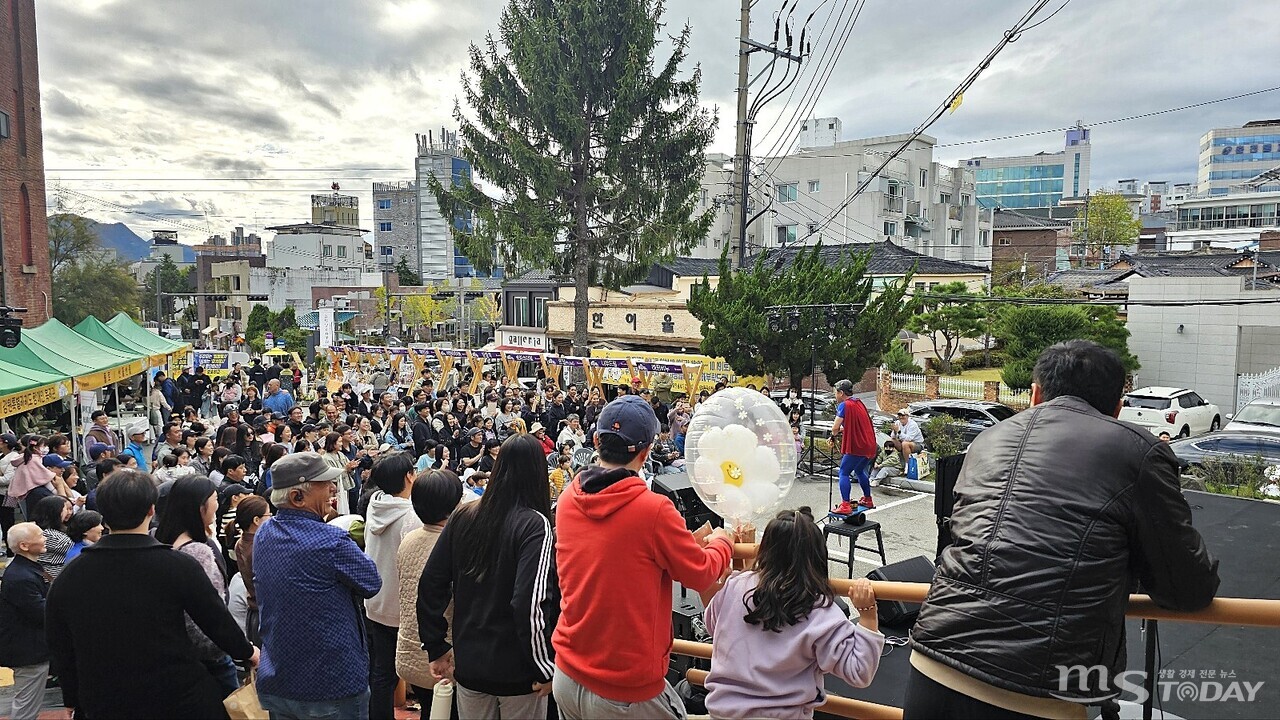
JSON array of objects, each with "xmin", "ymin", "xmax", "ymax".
[{"xmin": 253, "ymin": 508, "xmax": 381, "ymax": 701}]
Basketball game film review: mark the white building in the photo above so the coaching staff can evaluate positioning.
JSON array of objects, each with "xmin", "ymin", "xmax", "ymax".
[
  {"xmin": 749, "ymin": 129, "xmax": 993, "ymax": 266},
  {"xmin": 686, "ymin": 153, "xmax": 735, "ymax": 260},
  {"xmin": 1166, "ymin": 171, "xmax": 1280, "ymax": 251},
  {"xmin": 1197, "ymin": 120, "xmax": 1280, "ymax": 195},
  {"xmin": 798, "ymin": 117, "xmax": 842, "ymax": 150},
  {"xmin": 264, "ymin": 223, "xmax": 374, "ymax": 272}
]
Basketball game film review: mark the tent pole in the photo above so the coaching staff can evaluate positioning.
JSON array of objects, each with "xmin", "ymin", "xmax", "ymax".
[
  {"xmin": 114, "ymin": 383, "xmax": 123, "ymax": 447},
  {"xmin": 71, "ymin": 383, "xmax": 80, "ymax": 467}
]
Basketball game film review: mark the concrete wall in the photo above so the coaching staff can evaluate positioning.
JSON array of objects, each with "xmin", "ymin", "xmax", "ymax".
[{"xmin": 1127, "ymin": 276, "xmax": 1280, "ymax": 413}]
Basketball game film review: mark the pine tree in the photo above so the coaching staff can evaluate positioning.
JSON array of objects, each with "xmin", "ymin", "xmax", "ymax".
[{"xmin": 433, "ymin": 0, "xmax": 716, "ymax": 353}]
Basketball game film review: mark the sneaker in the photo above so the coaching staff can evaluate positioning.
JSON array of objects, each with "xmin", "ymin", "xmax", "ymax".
[
  {"xmin": 833, "ymin": 500, "xmax": 854, "ymax": 515},
  {"xmin": 857, "ymin": 496, "xmax": 875, "ymax": 509}
]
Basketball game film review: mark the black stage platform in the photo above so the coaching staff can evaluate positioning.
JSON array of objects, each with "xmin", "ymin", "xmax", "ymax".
[{"xmin": 822, "ymin": 490, "xmax": 1280, "ymax": 720}]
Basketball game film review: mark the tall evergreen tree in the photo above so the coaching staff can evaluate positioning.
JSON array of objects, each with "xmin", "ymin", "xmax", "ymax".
[{"xmin": 433, "ymin": 0, "xmax": 716, "ymax": 353}]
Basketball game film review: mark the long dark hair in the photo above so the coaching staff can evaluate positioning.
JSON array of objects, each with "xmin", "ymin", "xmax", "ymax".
[
  {"xmin": 217, "ymin": 424, "xmax": 238, "ymax": 449},
  {"xmin": 155, "ymin": 475, "xmax": 217, "ymax": 545},
  {"xmin": 389, "ymin": 412, "xmax": 409, "ymax": 442},
  {"xmin": 224, "ymin": 494, "xmax": 269, "ymax": 551},
  {"xmin": 742, "ymin": 507, "xmax": 833, "ymax": 632},
  {"xmin": 453, "ymin": 433, "xmax": 552, "ymax": 581}
]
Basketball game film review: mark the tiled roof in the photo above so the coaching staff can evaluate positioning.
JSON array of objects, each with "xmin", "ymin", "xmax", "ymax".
[
  {"xmin": 1045, "ymin": 269, "xmax": 1127, "ymax": 289},
  {"xmin": 750, "ymin": 241, "xmax": 988, "ymax": 276},
  {"xmin": 992, "ymin": 208, "xmax": 1070, "ymax": 230},
  {"xmin": 655, "ymin": 257, "xmax": 722, "ymax": 277},
  {"xmin": 503, "ymin": 266, "xmax": 559, "ymax": 284}
]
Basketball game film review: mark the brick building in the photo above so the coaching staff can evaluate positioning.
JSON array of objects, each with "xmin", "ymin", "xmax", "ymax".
[
  {"xmin": 991, "ymin": 207, "xmax": 1071, "ymax": 280},
  {"xmin": 0, "ymin": 0, "xmax": 51, "ymax": 324}
]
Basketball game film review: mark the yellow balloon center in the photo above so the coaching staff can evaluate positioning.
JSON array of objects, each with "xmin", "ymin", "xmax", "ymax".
[{"xmin": 720, "ymin": 460, "xmax": 744, "ymax": 487}]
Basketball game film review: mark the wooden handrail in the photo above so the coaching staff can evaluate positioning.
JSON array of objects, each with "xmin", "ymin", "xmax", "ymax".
[
  {"xmin": 731, "ymin": 544, "xmax": 1280, "ymax": 627},
  {"xmin": 683, "ymin": 668, "xmax": 903, "ymax": 720}
]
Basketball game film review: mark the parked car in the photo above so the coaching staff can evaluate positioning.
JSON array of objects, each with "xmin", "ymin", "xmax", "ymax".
[
  {"xmin": 1224, "ymin": 398, "xmax": 1280, "ymax": 436},
  {"xmin": 1119, "ymin": 387, "xmax": 1221, "ymax": 439},
  {"xmin": 774, "ymin": 390, "xmax": 892, "ymax": 448},
  {"xmin": 1168, "ymin": 431, "xmax": 1280, "ymax": 471},
  {"xmin": 904, "ymin": 399, "xmax": 1017, "ymax": 449}
]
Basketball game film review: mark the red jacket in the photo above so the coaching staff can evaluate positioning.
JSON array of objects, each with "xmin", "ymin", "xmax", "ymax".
[
  {"xmin": 840, "ymin": 398, "xmax": 878, "ymax": 458},
  {"xmin": 553, "ymin": 467, "xmax": 733, "ymax": 702}
]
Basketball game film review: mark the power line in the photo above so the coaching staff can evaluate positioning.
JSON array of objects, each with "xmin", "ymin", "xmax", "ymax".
[
  {"xmin": 751, "ymin": 0, "xmax": 848, "ymax": 155},
  {"xmin": 790, "ymin": 0, "xmax": 1064, "ymax": 250}
]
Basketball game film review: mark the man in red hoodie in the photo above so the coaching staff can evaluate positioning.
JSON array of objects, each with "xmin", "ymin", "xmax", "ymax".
[
  {"xmin": 553, "ymin": 395, "xmax": 734, "ymax": 719},
  {"xmin": 831, "ymin": 379, "xmax": 878, "ymax": 512}
]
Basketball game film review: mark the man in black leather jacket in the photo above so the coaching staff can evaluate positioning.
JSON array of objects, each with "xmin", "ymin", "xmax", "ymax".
[{"xmin": 906, "ymin": 340, "xmax": 1219, "ymax": 719}]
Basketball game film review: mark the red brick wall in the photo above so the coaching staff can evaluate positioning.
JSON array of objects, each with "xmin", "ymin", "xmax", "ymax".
[
  {"xmin": 992, "ymin": 227, "xmax": 1062, "ymax": 270},
  {"xmin": 0, "ymin": 0, "xmax": 51, "ymax": 325}
]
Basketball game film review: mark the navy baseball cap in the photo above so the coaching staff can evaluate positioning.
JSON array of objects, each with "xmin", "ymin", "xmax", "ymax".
[
  {"xmin": 43, "ymin": 454, "xmax": 74, "ymax": 469},
  {"xmin": 595, "ymin": 395, "xmax": 659, "ymax": 453}
]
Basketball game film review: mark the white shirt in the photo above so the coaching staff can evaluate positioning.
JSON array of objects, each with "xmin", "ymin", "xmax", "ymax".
[{"xmin": 895, "ymin": 418, "xmax": 924, "ymax": 444}]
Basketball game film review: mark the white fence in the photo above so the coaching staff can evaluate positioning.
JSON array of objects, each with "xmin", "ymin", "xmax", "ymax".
[
  {"xmin": 1238, "ymin": 366, "xmax": 1280, "ymax": 411},
  {"xmin": 890, "ymin": 372, "xmax": 926, "ymax": 393},
  {"xmin": 938, "ymin": 376, "xmax": 984, "ymax": 401}
]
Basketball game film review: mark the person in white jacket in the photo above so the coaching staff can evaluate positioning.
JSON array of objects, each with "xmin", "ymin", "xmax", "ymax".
[
  {"xmin": 0, "ymin": 432, "xmax": 20, "ymax": 555},
  {"xmin": 363, "ymin": 451, "xmax": 421, "ymax": 720}
]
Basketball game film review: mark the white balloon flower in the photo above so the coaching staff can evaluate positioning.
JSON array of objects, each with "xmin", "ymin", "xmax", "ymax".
[{"xmin": 691, "ymin": 423, "xmax": 784, "ymax": 522}]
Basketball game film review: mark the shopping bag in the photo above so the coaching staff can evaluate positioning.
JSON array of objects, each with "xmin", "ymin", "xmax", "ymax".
[
  {"xmin": 224, "ymin": 676, "xmax": 268, "ymax": 720},
  {"xmin": 906, "ymin": 451, "xmax": 933, "ymax": 480}
]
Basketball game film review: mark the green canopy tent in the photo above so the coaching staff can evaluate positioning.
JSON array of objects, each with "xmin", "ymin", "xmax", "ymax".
[
  {"xmin": 0, "ymin": 320, "xmax": 148, "ymax": 462},
  {"xmin": 75, "ymin": 316, "xmax": 171, "ymax": 368},
  {"xmin": 0, "ymin": 357, "xmax": 73, "ymax": 421},
  {"xmin": 104, "ymin": 313, "xmax": 191, "ymax": 359}
]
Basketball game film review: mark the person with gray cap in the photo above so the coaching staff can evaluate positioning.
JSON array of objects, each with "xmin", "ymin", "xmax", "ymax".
[
  {"xmin": 253, "ymin": 452, "xmax": 382, "ymax": 719},
  {"xmin": 119, "ymin": 421, "xmax": 151, "ymax": 473},
  {"xmin": 552, "ymin": 395, "xmax": 735, "ymax": 719}
]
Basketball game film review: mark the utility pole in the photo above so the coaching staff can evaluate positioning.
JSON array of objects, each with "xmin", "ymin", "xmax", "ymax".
[
  {"xmin": 730, "ymin": 0, "xmax": 809, "ymax": 268},
  {"xmin": 731, "ymin": 0, "xmax": 751, "ymax": 269}
]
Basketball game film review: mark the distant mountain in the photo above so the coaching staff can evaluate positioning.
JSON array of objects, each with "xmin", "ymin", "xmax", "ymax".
[{"xmin": 85, "ymin": 219, "xmax": 195, "ymax": 263}]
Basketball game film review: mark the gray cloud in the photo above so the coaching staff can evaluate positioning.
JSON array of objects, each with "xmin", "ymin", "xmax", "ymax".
[{"xmin": 32, "ymin": 0, "xmax": 1280, "ymax": 233}]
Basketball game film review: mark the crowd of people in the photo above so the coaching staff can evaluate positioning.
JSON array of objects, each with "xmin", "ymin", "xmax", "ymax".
[{"xmin": 0, "ymin": 359, "xmax": 891, "ymax": 720}]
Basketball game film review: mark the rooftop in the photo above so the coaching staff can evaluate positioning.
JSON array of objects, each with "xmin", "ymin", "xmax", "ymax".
[
  {"xmin": 653, "ymin": 257, "xmax": 722, "ymax": 278},
  {"xmin": 991, "ymin": 208, "xmax": 1070, "ymax": 230},
  {"xmin": 750, "ymin": 240, "xmax": 989, "ymax": 276}
]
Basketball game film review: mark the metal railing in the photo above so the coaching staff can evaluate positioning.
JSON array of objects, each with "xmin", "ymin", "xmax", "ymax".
[
  {"xmin": 889, "ymin": 372, "xmax": 926, "ymax": 393},
  {"xmin": 937, "ymin": 376, "xmax": 983, "ymax": 400},
  {"xmin": 668, "ymin": 545, "xmax": 1280, "ymax": 720},
  {"xmin": 884, "ymin": 196, "xmax": 905, "ymax": 213}
]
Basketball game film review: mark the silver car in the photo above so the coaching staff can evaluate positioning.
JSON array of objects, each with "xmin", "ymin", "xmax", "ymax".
[{"xmin": 1224, "ymin": 398, "xmax": 1280, "ymax": 436}]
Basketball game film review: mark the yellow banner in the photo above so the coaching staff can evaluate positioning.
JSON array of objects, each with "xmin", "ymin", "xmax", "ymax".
[
  {"xmin": 75, "ymin": 360, "xmax": 146, "ymax": 391},
  {"xmin": 0, "ymin": 379, "xmax": 73, "ymax": 418}
]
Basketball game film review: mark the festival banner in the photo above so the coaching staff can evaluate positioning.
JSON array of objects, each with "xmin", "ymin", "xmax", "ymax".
[
  {"xmin": 467, "ymin": 352, "xmax": 485, "ymax": 395},
  {"xmin": 0, "ymin": 379, "xmax": 73, "ymax": 418},
  {"xmin": 500, "ymin": 352, "xmax": 521, "ymax": 385}
]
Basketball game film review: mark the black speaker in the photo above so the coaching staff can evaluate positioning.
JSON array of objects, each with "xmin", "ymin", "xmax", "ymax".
[
  {"xmin": 652, "ymin": 473, "xmax": 723, "ymax": 532},
  {"xmin": 669, "ymin": 595, "xmax": 711, "ymax": 684},
  {"xmin": 866, "ymin": 555, "xmax": 935, "ymax": 628}
]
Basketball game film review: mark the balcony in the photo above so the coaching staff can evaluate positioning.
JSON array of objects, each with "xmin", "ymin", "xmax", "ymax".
[
  {"xmin": 1167, "ymin": 216, "xmax": 1280, "ymax": 232},
  {"xmin": 883, "ymin": 195, "xmax": 904, "ymax": 213},
  {"xmin": 947, "ymin": 205, "xmax": 964, "ymax": 221}
]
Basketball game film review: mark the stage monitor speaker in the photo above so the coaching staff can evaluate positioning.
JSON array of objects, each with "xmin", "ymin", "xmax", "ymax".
[
  {"xmin": 652, "ymin": 474, "xmax": 723, "ymax": 532},
  {"xmin": 866, "ymin": 555, "xmax": 936, "ymax": 628}
]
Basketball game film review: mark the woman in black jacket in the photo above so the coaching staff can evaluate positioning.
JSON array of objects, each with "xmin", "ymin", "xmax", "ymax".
[
  {"xmin": 417, "ymin": 433, "xmax": 559, "ymax": 718},
  {"xmin": 0, "ymin": 523, "xmax": 51, "ymax": 720}
]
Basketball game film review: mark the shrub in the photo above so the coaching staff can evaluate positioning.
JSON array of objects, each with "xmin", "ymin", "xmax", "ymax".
[
  {"xmin": 922, "ymin": 414, "xmax": 965, "ymax": 459},
  {"xmin": 1192, "ymin": 455, "xmax": 1272, "ymax": 498},
  {"xmin": 882, "ymin": 344, "xmax": 922, "ymax": 374},
  {"xmin": 1000, "ymin": 360, "xmax": 1034, "ymax": 390},
  {"xmin": 958, "ymin": 351, "xmax": 1004, "ymax": 370}
]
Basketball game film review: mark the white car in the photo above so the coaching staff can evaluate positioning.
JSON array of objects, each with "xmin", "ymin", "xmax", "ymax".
[
  {"xmin": 1119, "ymin": 387, "xmax": 1221, "ymax": 439},
  {"xmin": 1224, "ymin": 398, "xmax": 1280, "ymax": 436}
]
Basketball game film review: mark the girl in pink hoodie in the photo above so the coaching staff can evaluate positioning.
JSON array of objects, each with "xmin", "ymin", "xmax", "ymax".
[{"xmin": 702, "ymin": 507, "xmax": 884, "ymax": 719}]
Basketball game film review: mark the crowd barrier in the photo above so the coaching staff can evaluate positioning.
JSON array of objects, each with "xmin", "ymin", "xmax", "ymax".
[{"xmin": 667, "ymin": 544, "xmax": 1280, "ymax": 720}]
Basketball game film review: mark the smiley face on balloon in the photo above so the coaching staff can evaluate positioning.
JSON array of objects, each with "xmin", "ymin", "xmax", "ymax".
[{"xmin": 685, "ymin": 387, "xmax": 797, "ymax": 526}]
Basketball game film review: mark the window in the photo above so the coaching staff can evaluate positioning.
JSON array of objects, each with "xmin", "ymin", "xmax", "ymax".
[
  {"xmin": 776, "ymin": 183, "xmax": 798, "ymax": 203},
  {"xmin": 919, "ymin": 169, "xmax": 927, "ymax": 188},
  {"xmin": 0, "ymin": 109, "xmax": 9, "ymax": 138},
  {"xmin": 998, "ymin": 237, "xmax": 1012, "ymax": 246},
  {"xmin": 377, "ymin": 198, "xmax": 392, "ymax": 210},
  {"xmin": 337, "ymin": 245, "xmax": 347, "ymax": 258},
  {"xmin": 1180, "ymin": 392, "xmax": 1205, "ymax": 408},
  {"xmin": 939, "ymin": 192, "xmax": 952, "ymax": 204},
  {"xmin": 883, "ymin": 221, "xmax": 897, "ymax": 237},
  {"xmin": 378, "ymin": 221, "xmax": 393, "ymax": 232},
  {"xmin": 980, "ymin": 230, "xmax": 990, "ymax": 247},
  {"xmin": 534, "ymin": 297, "xmax": 547, "ymax": 328},
  {"xmin": 18, "ymin": 183, "xmax": 33, "ymax": 265},
  {"xmin": 512, "ymin": 296, "xmax": 530, "ymax": 326},
  {"xmin": 322, "ymin": 244, "xmax": 333, "ymax": 257},
  {"xmin": 915, "ymin": 282, "xmax": 926, "ymax": 292},
  {"xmin": 808, "ymin": 180, "xmax": 821, "ymax": 193},
  {"xmin": 961, "ymin": 193, "xmax": 971, "ymax": 205},
  {"xmin": 950, "ymin": 229, "xmax": 962, "ymax": 245},
  {"xmin": 776, "ymin": 224, "xmax": 797, "ymax": 245},
  {"xmin": 233, "ymin": 277, "xmax": 241, "ymax": 290}
]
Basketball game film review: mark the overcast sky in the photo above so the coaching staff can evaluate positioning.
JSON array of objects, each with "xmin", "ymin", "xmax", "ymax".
[{"xmin": 33, "ymin": 0, "xmax": 1280, "ymax": 240}]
